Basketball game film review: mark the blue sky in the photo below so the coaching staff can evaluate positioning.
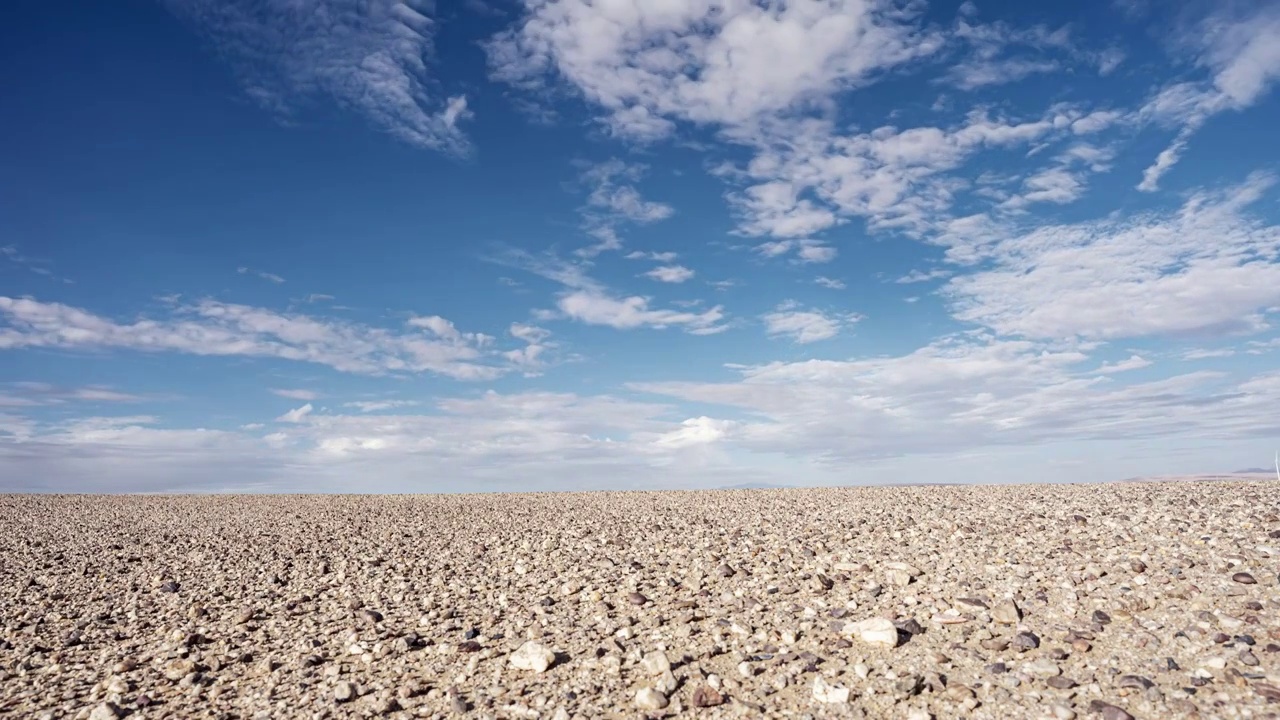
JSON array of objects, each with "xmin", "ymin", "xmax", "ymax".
[{"xmin": 2, "ymin": 0, "xmax": 1279, "ymax": 492}]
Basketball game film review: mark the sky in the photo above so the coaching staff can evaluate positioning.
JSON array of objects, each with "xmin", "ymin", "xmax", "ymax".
[{"xmin": 2, "ymin": 0, "xmax": 1279, "ymax": 493}]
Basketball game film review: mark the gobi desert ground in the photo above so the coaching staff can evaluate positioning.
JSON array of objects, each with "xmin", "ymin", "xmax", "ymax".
[{"xmin": 3, "ymin": 481, "xmax": 1280, "ymax": 719}]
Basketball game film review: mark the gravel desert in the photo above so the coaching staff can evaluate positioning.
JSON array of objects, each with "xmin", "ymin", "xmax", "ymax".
[{"xmin": 3, "ymin": 481, "xmax": 1280, "ymax": 719}]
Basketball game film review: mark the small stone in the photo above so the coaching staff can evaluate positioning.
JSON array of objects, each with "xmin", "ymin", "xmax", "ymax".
[
  {"xmin": 1117, "ymin": 675, "xmax": 1153, "ymax": 690},
  {"xmin": 335, "ymin": 681, "xmax": 357, "ymax": 703},
  {"xmin": 691, "ymin": 685, "xmax": 723, "ymax": 707},
  {"xmin": 1233, "ymin": 572, "xmax": 1257, "ymax": 584},
  {"xmin": 1241, "ymin": 649, "xmax": 1260, "ymax": 666},
  {"xmin": 162, "ymin": 659, "xmax": 195, "ymax": 681},
  {"xmin": 1130, "ymin": 559, "xmax": 1147, "ymax": 573},
  {"xmin": 844, "ymin": 617, "xmax": 899, "ymax": 648},
  {"xmin": 360, "ymin": 609, "xmax": 383, "ymax": 624},
  {"xmin": 628, "ymin": 592, "xmax": 648, "ymax": 606},
  {"xmin": 1097, "ymin": 703, "xmax": 1134, "ymax": 720},
  {"xmin": 1046, "ymin": 676, "xmax": 1076, "ymax": 689},
  {"xmin": 986, "ymin": 662, "xmax": 1008, "ymax": 674},
  {"xmin": 1093, "ymin": 610, "xmax": 1112, "ymax": 625},
  {"xmin": 634, "ymin": 687, "xmax": 668, "ymax": 710},
  {"xmin": 159, "ymin": 580, "xmax": 179, "ymax": 593},
  {"xmin": 235, "ymin": 608, "xmax": 256, "ymax": 624},
  {"xmin": 812, "ymin": 676, "xmax": 850, "ymax": 703},
  {"xmin": 509, "ymin": 641, "xmax": 556, "ymax": 673},
  {"xmin": 104, "ymin": 676, "xmax": 129, "ymax": 694},
  {"xmin": 894, "ymin": 617, "xmax": 924, "ymax": 636},
  {"xmin": 1012, "ymin": 632, "xmax": 1040, "ymax": 650},
  {"xmin": 992, "ymin": 600, "xmax": 1021, "ymax": 625},
  {"xmin": 88, "ymin": 703, "xmax": 122, "ymax": 720},
  {"xmin": 1256, "ymin": 683, "xmax": 1280, "ymax": 701},
  {"xmin": 716, "ymin": 563, "xmax": 736, "ymax": 577},
  {"xmin": 641, "ymin": 651, "xmax": 671, "ymax": 676}
]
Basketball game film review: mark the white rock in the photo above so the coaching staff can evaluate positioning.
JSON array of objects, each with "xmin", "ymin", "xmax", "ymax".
[
  {"xmin": 634, "ymin": 687, "xmax": 668, "ymax": 710},
  {"xmin": 812, "ymin": 676, "xmax": 851, "ymax": 703},
  {"xmin": 844, "ymin": 617, "xmax": 899, "ymax": 648},
  {"xmin": 992, "ymin": 599, "xmax": 1021, "ymax": 625},
  {"xmin": 509, "ymin": 641, "xmax": 556, "ymax": 673},
  {"xmin": 640, "ymin": 651, "xmax": 671, "ymax": 676},
  {"xmin": 88, "ymin": 704, "xmax": 122, "ymax": 720}
]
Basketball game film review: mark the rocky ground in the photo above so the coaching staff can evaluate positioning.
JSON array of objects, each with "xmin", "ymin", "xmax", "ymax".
[{"xmin": 2, "ymin": 481, "xmax": 1280, "ymax": 719}]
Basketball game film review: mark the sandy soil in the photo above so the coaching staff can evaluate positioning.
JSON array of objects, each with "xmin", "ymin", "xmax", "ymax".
[{"xmin": 2, "ymin": 481, "xmax": 1279, "ymax": 719}]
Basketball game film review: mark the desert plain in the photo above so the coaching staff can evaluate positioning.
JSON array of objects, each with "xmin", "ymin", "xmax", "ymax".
[{"xmin": 2, "ymin": 480, "xmax": 1280, "ymax": 719}]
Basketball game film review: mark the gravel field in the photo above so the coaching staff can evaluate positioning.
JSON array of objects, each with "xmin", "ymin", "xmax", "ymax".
[{"xmin": 3, "ymin": 481, "xmax": 1280, "ymax": 720}]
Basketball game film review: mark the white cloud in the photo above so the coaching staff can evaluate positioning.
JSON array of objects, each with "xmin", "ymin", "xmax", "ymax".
[
  {"xmin": 631, "ymin": 335, "xmax": 1280, "ymax": 464},
  {"xmin": 625, "ymin": 251, "xmax": 678, "ymax": 262},
  {"xmin": 272, "ymin": 388, "xmax": 320, "ymax": 401},
  {"xmin": 165, "ymin": 0, "xmax": 471, "ymax": 155},
  {"xmin": 557, "ymin": 290, "xmax": 725, "ymax": 334},
  {"xmin": 237, "ymin": 266, "xmax": 285, "ymax": 284},
  {"xmin": 815, "ymin": 276, "xmax": 846, "ymax": 290},
  {"xmin": 1136, "ymin": 4, "xmax": 1280, "ymax": 190},
  {"xmin": 0, "ymin": 296, "xmax": 519, "ymax": 380},
  {"xmin": 576, "ymin": 160, "xmax": 673, "ymax": 256},
  {"xmin": 897, "ymin": 268, "xmax": 951, "ymax": 284},
  {"xmin": 762, "ymin": 302, "xmax": 859, "ymax": 344},
  {"xmin": 754, "ymin": 239, "xmax": 838, "ymax": 264},
  {"xmin": 1094, "ymin": 355, "xmax": 1152, "ymax": 374},
  {"xmin": 488, "ymin": 0, "xmax": 942, "ymax": 140},
  {"xmin": 943, "ymin": 172, "xmax": 1280, "ymax": 341},
  {"xmin": 343, "ymin": 400, "xmax": 419, "ymax": 413},
  {"xmin": 643, "ymin": 265, "xmax": 695, "ymax": 284},
  {"xmin": 277, "ymin": 403, "xmax": 314, "ymax": 423}
]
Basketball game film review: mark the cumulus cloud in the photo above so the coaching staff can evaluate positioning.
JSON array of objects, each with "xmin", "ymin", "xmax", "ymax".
[
  {"xmin": 276, "ymin": 403, "xmax": 314, "ymax": 423},
  {"xmin": 557, "ymin": 291, "xmax": 726, "ymax": 334},
  {"xmin": 643, "ymin": 265, "xmax": 695, "ymax": 284},
  {"xmin": 488, "ymin": 0, "xmax": 942, "ymax": 140},
  {"xmin": 165, "ymin": 0, "xmax": 471, "ymax": 154},
  {"xmin": 762, "ymin": 302, "xmax": 860, "ymax": 344}
]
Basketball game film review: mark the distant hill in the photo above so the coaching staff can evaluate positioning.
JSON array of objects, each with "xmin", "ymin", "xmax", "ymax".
[{"xmin": 1233, "ymin": 467, "xmax": 1272, "ymax": 474}]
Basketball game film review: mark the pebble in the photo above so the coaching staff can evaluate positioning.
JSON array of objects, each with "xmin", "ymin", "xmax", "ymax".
[
  {"xmin": 1046, "ymin": 676, "xmax": 1076, "ymax": 689},
  {"xmin": 812, "ymin": 676, "xmax": 850, "ymax": 703},
  {"xmin": 334, "ymin": 681, "xmax": 356, "ymax": 703},
  {"xmin": 509, "ymin": 641, "xmax": 556, "ymax": 673},
  {"xmin": 991, "ymin": 599, "xmax": 1020, "ymax": 625},
  {"xmin": 844, "ymin": 617, "xmax": 899, "ymax": 648},
  {"xmin": 691, "ymin": 685, "xmax": 724, "ymax": 708},
  {"xmin": 634, "ymin": 687, "xmax": 668, "ymax": 710},
  {"xmin": 87, "ymin": 703, "xmax": 122, "ymax": 720},
  {"xmin": 1012, "ymin": 632, "xmax": 1040, "ymax": 650},
  {"xmin": 1233, "ymin": 572, "xmax": 1257, "ymax": 584},
  {"xmin": 627, "ymin": 592, "xmax": 648, "ymax": 606}
]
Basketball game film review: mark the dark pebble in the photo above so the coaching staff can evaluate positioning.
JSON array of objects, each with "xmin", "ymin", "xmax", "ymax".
[
  {"xmin": 539, "ymin": 597, "xmax": 555, "ymax": 607},
  {"xmin": 1093, "ymin": 610, "xmax": 1112, "ymax": 625},
  {"xmin": 457, "ymin": 641, "xmax": 482, "ymax": 653},
  {"xmin": 716, "ymin": 564, "xmax": 735, "ymax": 578},
  {"xmin": 1012, "ymin": 632, "xmax": 1040, "ymax": 650},
  {"xmin": 1233, "ymin": 572, "xmax": 1258, "ymax": 585},
  {"xmin": 1269, "ymin": 530, "xmax": 1280, "ymax": 539},
  {"xmin": 834, "ymin": 638, "xmax": 852, "ymax": 649},
  {"xmin": 894, "ymin": 618, "xmax": 924, "ymax": 636},
  {"xmin": 463, "ymin": 628, "xmax": 479, "ymax": 640},
  {"xmin": 1245, "ymin": 601, "xmax": 1264, "ymax": 611},
  {"xmin": 160, "ymin": 581, "xmax": 179, "ymax": 593},
  {"xmin": 1236, "ymin": 635, "xmax": 1256, "ymax": 646},
  {"xmin": 360, "ymin": 609, "xmax": 383, "ymax": 624},
  {"xmin": 985, "ymin": 662, "xmax": 1008, "ymax": 674},
  {"xmin": 1117, "ymin": 675, "xmax": 1154, "ymax": 690},
  {"xmin": 1130, "ymin": 559, "xmax": 1147, "ymax": 574},
  {"xmin": 136, "ymin": 695, "xmax": 153, "ymax": 707},
  {"xmin": 1046, "ymin": 676, "xmax": 1076, "ymax": 689},
  {"xmin": 1213, "ymin": 633, "xmax": 1230, "ymax": 644},
  {"xmin": 628, "ymin": 592, "xmax": 648, "ymax": 606},
  {"xmin": 1266, "ymin": 643, "xmax": 1280, "ymax": 653},
  {"xmin": 1191, "ymin": 676, "xmax": 1209, "ymax": 687},
  {"xmin": 1089, "ymin": 701, "xmax": 1134, "ymax": 720}
]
